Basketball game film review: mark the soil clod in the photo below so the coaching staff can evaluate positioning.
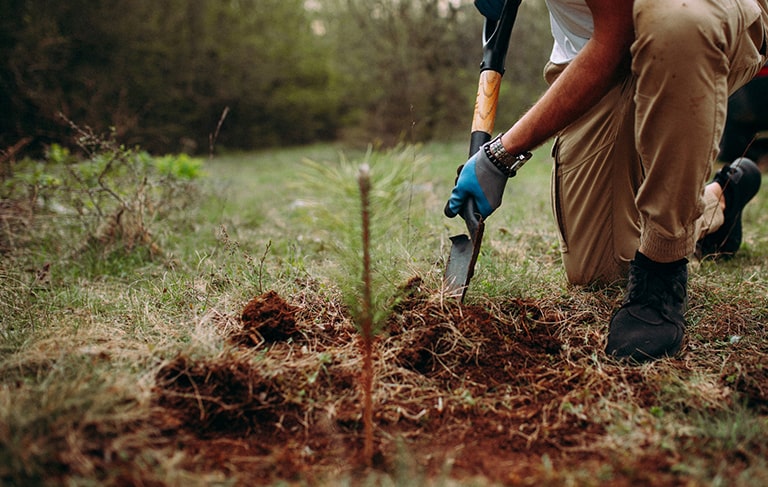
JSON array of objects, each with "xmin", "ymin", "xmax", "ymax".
[{"xmin": 235, "ymin": 290, "xmax": 300, "ymax": 344}]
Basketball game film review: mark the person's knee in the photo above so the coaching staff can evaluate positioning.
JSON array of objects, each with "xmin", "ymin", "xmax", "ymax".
[{"xmin": 563, "ymin": 254, "xmax": 629, "ymax": 286}]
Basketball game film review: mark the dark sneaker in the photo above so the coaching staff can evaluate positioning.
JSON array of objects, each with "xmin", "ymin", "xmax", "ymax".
[
  {"xmin": 697, "ymin": 158, "xmax": 761, "ymax": 260},
  {"xmin": 606, "ymin": 252, "xmax": 687, "ymax": 362}
]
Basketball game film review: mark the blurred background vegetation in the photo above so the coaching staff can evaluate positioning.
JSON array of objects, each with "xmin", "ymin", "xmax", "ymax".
[{"xmin": 0, "ymin": 0, "xmax": 551, "ymax": 157}]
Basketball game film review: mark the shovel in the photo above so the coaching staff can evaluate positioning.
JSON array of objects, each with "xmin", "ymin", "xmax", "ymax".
[{"xmin": 444, "ymin": 0, "xmax": 524, "ymax": 301}]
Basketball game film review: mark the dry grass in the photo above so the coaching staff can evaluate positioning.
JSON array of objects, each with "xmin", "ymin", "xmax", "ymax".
[{"xmin": 1, "ymin": 142, "xmax": 767, "ymax": 485}]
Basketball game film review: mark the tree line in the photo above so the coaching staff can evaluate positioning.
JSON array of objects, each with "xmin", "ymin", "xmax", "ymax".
[{"xmin": 1, "ymin": 0, "xmax": 551, "ymax": 156}]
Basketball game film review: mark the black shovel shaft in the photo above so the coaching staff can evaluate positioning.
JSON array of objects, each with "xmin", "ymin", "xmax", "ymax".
[{"xmin": 480, "ymin": 0, "xmax": 522, "ymax": 77}]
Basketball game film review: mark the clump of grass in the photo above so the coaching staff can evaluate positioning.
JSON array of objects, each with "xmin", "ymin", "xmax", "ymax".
[{"xmin": 0, "ymin": 352, "xmax": 152, "ymax": 485}]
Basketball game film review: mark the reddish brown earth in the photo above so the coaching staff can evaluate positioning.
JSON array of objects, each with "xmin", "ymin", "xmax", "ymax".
[{"xmin": 139, "ymin": 280, "xmax": 766, "ymax": 485}]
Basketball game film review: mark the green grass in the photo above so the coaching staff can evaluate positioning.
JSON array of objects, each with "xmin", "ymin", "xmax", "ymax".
[{"xmin": 1, "ymin": 141, "xmax": 767, "ymax": 485}]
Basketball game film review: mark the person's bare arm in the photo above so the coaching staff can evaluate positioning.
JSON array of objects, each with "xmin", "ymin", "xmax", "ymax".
[{"xmin": 500, "ymin": 0, "xmax": 635, "ymax": 154}]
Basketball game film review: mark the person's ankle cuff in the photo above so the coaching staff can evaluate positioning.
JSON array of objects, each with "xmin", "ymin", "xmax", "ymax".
[{"xmin": 635, "ymin": 251, "xmax": 687, "ymax": 272}]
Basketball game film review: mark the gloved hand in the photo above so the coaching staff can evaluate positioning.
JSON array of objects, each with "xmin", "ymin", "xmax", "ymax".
[{"xmin": 444, "ymin": 148, "xmax": 508, "ymax": 220}]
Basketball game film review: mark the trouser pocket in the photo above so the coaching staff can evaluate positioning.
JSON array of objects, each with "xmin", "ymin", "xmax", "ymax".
[{"xmin": 550, "ymin": 136, "xmax": 569, "ymax": 254}]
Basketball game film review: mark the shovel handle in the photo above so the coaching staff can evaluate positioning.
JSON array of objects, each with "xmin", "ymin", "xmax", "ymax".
[
  {"xmin": 470, "ymin": 69, "xmax": 503, "ymax": 141},
  {"xmin": 465, "ymin": 72, "xmax": 499, "ymax": 236},
  {"xmin": 464, "ymin": 72, "xmax": 500, "ymax": 236},
  {"xmin": 469, "ymin": 0, "xmax": 522, "ymax": 152},
  {"xmin": 462, "ymin": 1, "xmax": 522, "ymax": 237}
]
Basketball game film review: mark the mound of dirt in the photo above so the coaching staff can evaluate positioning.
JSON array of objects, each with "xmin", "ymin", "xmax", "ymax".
[
  {"xmin": 154, "ymin": 354, "xmax": 302, "ymax": 438},
  {"xmin": 391, "ymin": 301, "xmax": 562, "ymax": 389},
  {"xmin": 233, "ymin": 290, "xmax": 300, "ymax": 345}
]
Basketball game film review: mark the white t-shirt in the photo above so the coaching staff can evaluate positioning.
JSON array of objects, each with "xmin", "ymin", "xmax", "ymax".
[{"xmin": 545, "ymin": 0, "xmax": 594, "ymax": 64}]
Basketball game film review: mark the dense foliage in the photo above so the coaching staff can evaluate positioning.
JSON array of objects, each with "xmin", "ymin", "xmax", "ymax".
[{"xmin": 1, "ymin": 0, "xmax": 551, "ymax": 155}]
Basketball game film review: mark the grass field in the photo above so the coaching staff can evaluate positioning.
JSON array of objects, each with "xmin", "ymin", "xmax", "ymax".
[{"xmin": 1, "ymin": 141, "xmax": 767, "ymax": 486}]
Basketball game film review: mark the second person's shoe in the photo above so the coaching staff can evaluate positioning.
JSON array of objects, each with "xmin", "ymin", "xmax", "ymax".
[{"xmin": 697, "ymin": 157, "xmax": 761, "ymax": 259}]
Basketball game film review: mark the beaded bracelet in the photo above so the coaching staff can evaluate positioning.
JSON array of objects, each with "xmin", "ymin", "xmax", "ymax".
[{"xmin": 483, "ymin": 134, "xmax": 532, "ymax": 177}]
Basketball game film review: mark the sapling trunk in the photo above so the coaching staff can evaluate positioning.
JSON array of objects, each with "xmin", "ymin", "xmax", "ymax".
[{"xmin": 357, "ymin": 164, "xmax": 375, "ymax": 467}]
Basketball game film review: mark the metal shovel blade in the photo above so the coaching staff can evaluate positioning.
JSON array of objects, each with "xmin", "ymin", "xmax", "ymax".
[{"xmin": 444, "ymin": 218, "xmax": 485, "ymax": 301}]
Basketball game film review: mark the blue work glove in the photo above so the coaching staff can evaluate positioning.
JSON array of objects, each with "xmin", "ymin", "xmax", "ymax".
[{"xmin": 444, "ymin": 148, "xmax": 508, "ymax": 220}]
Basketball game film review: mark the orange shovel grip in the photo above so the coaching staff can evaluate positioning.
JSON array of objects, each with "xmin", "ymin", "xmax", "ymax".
[{"xmin": 471, "ymin": 70, "xmax": 503, "ymax": 136}]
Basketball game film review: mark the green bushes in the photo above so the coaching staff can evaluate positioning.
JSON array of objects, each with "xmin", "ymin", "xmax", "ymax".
[{"xmin": 1, "ymin": 132, "xmax": 203, "ymax": 258}]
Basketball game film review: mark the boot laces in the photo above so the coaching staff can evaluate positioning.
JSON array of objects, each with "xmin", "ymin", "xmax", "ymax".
[{"xmin": 624, "ymin": 264, "xmax": 686, "ymax": 322}]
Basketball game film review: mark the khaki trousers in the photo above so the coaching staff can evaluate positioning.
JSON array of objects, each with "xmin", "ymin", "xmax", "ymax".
[{"xmin": 549, "ymin": 0, "xmax": 768, "ymax": 285}]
